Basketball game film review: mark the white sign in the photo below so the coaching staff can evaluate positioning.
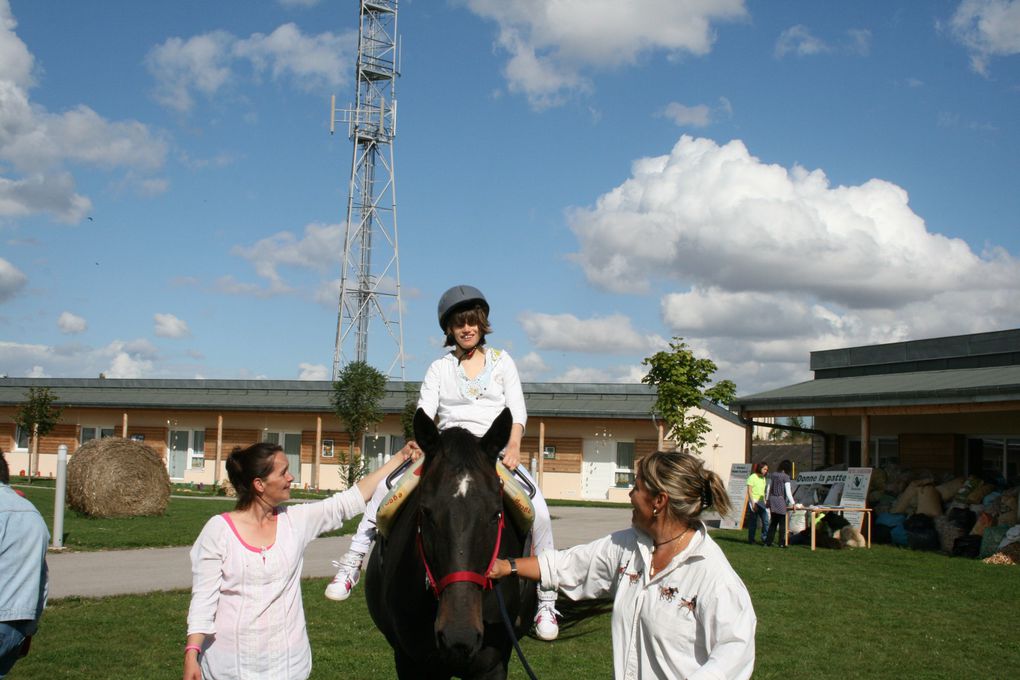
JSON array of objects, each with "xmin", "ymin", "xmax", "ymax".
[
  {"xmin": 792, "ymin": 468, "xmax": 872, "ymax": 532},
  {"xmin": 719, "ymin": 463, "xmax": 753, "ymax": 529},
  {"xmin": 839, "ymin": 468, "xmax": 872, "ymax": 531}
]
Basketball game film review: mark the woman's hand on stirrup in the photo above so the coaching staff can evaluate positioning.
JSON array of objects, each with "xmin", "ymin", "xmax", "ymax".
[{"xmin": 399, "ymin": 440, "xmax": 423, "ymax": 462}]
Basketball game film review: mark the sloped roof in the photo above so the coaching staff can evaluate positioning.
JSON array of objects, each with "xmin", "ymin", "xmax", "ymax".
[
  {"xmin": 0, "ymin": 377, "xmax": 745, "ymax": 425},
  {"xmin": 732, "ymin": 364, "xmax": 1020, "ymax": 413}
]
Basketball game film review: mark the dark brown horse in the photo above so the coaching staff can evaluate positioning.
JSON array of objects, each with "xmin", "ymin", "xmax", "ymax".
[{"xmin": 365, "ymin": 408, "xmax": 536, "ymax": 679}]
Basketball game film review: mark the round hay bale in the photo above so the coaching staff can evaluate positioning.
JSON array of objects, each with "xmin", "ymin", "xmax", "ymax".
[
  {"xmin": 218, "ymin": 477, "xmax": 237, "ymax": 498},
  {"xmin": 66, "ymin": 437, "xmax": 171, "ymax": 518}
]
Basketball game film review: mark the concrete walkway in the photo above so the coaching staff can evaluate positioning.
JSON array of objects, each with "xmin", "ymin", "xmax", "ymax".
[{"xmin": 46, "ymin": 505, "xmax": 633, "ymax": 599}]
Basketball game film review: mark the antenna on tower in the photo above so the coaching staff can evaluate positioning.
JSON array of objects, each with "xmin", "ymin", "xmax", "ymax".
[{"xmin": 330, "ymin": 0, "xmax": 405, "ymax": 380}]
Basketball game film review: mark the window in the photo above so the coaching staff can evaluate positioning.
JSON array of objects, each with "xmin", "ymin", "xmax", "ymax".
[
  {"xmin": 967, "ymin": 437, "xmax": 1020, "ymax": 483},
  {"xmin": 390, "ymin": 435, "xmax": 407, "ymax": 458},
  {"xmin": 321, "ymin": 439, "xmax": 335, "ymax": 458},
  {"xmin": 615, "ymin": 442, "xmax": 635, "ymax": 487},
  {"xmin": 363, "ymin": 435, "xmax": 387, "ymax": 472},
  {"xmin": 15, "ymin": 425, "xmax": 29, "ymax": 450},
  {"xmin": 81, "ymin": 426, "xmax": 116, "ymax": 444},
  {"xmin": 543, "ymin": 445, "xmax": 557, "ymax": 460},
  {"xmin": 191, "ymin": 430, "xmax": 205, "ymax": 469}
]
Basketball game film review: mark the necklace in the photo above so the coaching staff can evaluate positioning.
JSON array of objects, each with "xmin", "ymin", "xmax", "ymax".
[{"xmin": 652, "ymin": 526, "xmax": 692, "ymax": 553}]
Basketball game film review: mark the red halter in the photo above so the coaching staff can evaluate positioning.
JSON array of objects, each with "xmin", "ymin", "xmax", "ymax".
[{"xmin": 417, "ymin": 486, "xmax": 505, "ymax": 598}]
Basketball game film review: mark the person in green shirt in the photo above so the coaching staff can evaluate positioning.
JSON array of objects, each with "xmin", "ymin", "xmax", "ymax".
[{"xmin": 745, "ymin": 463, "xmax": 770, "ymax": 545}]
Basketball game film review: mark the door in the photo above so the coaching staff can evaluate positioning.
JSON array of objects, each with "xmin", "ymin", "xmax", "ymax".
[
  {"xmin": 582, "ymin": 438, "xmax": 616, "ymax": 500},
  {"xmin": 283, "ymin": 433, "xmax": 302, "ymax": 484},
  {"xmin": 263, "ymin": 431, "xmax": 302, "ymax": 484},
  {"xmin": 169, "ymin": 430, "xmax": 189, "ymax": 479}
]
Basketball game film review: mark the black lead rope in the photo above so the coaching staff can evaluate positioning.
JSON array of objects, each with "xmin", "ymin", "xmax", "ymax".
[{"xmin": 494, "ymin": 582, "xmax": 540, "ymax": 680}]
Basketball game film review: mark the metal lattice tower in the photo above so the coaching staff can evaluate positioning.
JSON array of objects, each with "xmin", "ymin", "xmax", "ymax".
[{"xmin": 331, "ymin": 0, "xmax": 404, "ymax": 379}]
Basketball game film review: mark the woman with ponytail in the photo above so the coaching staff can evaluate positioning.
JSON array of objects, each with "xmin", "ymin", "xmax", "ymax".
[
  {"xmin": 487, "ymin": 450, "xmax": 756, "ymax": 679},
  {"xmin": 183, "ymin": 440, "xmax": 417, "ymax": 680}
]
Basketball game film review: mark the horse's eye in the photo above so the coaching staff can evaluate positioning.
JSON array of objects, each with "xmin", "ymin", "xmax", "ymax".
[{"xmin": 491, "ymin": 511, "xmax": 501, "ymax": 524}]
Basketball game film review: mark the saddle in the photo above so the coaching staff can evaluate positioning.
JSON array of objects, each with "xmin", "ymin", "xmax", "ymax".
[{"xmin": 375, "ymin": 459, "xmax": 536, "ymax": 538}]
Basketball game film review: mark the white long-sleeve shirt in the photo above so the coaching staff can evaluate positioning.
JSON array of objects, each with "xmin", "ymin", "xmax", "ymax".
[
  {"xmin": 187, "ymin": 487, "xmax": 366, "ymax": 680},
  {"xmin": 418, "ymin": 348, "xmax": 527, "ymax": 437},
  {"xmin": 538, "ymin": 525, "xmax": 756, "ymax": 680}
]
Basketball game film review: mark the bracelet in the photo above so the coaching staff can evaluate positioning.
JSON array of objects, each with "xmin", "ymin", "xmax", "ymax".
[
  {"xmin": 184, "ymin": 644, "xmax": 202, "ymax": 657},
  {"xmin": 507, "ymin": 557, "xmax": 518, "ymax": 576}
]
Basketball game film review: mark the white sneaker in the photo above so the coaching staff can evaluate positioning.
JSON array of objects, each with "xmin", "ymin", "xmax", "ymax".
[
  {"xmin": 534, "ymin": 600, "xmax": 560, "ymax": 641},
  {"xmin": 324, "ymin": 550, "xmax": 364, "ymax": 601}
]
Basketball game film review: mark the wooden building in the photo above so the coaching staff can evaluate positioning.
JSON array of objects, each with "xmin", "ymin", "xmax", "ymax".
[
  {"xmin": 0, "ymin": 378, "xmax": 748, "ymax": 501},
  {"xmin": 732, "ymin": 329, "xmax": 1020, "ymax": 480}
]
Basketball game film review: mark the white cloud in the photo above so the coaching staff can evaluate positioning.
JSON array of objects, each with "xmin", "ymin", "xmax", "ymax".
[
  {"xmin": 464, "ymin": 0, "xmax": 747, "ymax": 108},
  {"xmin": 948, "ymin": 0, "xmax": 1020, "ymax": 75},
  {"xmin": 57, "ymin": 311, "xmax": 87, "ymax": 334},
  {"xmin": 230, "ymin": 222, "xmax": 342, "ymax": 294},
  {"xmin": 569, "ymin": 134, "xmax": 1020, "ymax": 393},
  {"xmin": 26, "ymin": 364, "xmax": 47, "ymax": 378},
  {"xmin": 551, "ymin": 364, "xmax": 646, "ymax": 383},
  {"xmin": 0, "ymin": 3, "xmax": 167, "ymax": 222},
  {"xmin": 659, "ymin": 102, "xmax": 711, "ymax": 128},
  {"xmin": 154, "ymin": 313, "xmax": 190, "ymax": 338},
  {"xmin": 106, "ymin": 352, "xmax": 153, "ymax": 378},
  {"xmin": 516, "ymin": 351, "xmax": 549, "ymax": 380},
  {"xmin": 519, "ymin": 312, "xmax": 667, "ymax": 354},
  {"xmin": 147, "ymin": 24, "xmax": 355, "ymax": 113},
  {"xmin": 279, "ymin": 0, "xmax": 321, "ymax": 7},
  {"xmin": 0, "ymin": 256, "xmax": 27, "ymax": 302},
  {"xmin": 775, "ymin": 25, "xmax": 830, "ymax": 58},
  {"xmin": 774, "ymin": 26, "xmax": 871, "ymax": 59},
  {"xmin": 145, "ymin": 31, "xmax": 235, "ymax": 113},
  {"xmin": 234, "ymin": 23, "xmax": 355, "ymax": 92},
  {"xmin": 298, "ymin": 362, "xmax": 328, "ymax": 380},
  {"xmin": 0, "ymin": 337, "xmax": 161, "ymax": 378}
]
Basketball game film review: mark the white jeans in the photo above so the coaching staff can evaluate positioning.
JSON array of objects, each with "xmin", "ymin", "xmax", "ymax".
[{"xmin": 349, "ymin": 464, "xmax": 556, "ymax": 602}]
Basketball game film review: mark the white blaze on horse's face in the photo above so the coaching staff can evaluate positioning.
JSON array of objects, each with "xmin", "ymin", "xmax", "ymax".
[{"xmin": 453, "ymin": 472, "xmax": 472, "ymax": 498}]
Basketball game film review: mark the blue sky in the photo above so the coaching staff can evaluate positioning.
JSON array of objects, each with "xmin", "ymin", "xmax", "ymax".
[{"xmin": 1, "ymin": 0, "xmax": 1019, "ymax": 395}]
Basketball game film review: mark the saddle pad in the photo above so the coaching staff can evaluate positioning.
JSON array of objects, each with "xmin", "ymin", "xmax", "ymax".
[
  {"xmin": 497, "ymin": 462, "xmax": 535, "ymax": 535},
  {"xmin": 376, "ymin": 458, "xmax": 424, "ymax": 538},
  {"xmin": 374, "ymin": 459, "xmax": 536, "ymax": 538}
]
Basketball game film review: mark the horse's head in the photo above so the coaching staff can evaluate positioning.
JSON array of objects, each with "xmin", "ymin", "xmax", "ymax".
[{"xmin": 412, "ymin": 407, "xmax": 513, "ymax": 666}]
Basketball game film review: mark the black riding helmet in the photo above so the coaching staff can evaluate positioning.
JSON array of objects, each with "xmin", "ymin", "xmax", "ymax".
[{"xmin": 437, "ymin": 285, "xmax": 489, "ymax": 332}]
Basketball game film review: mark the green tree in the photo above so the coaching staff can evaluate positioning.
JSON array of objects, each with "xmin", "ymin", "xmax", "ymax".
[
  {"xmin": 331, "ymin": 361, "xmax": 387, "ymax": 488},
  {"xmin": 641, "ymin": 337, "xmax": 736, "ymax": 453},
  {"xmin": 16, "ymin": 387, "xmax": 63, "ymax": 481},
  {"xmin": 399, "ymin": 382, "xmax": 420, "ymax": 441}
]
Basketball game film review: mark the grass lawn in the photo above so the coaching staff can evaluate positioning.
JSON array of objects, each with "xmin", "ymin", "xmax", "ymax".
[
  {"xmin": 9, "ymin": 531, "xmax": 1019, "ymax": 679},
  {"xmin": 13, "ymin": 484, "xmax": 360, "ymax": 550}
]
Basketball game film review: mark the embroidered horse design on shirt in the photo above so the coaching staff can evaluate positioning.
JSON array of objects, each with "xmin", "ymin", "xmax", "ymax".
[
  {"xmin": 618, "ymin": 562, "xmax": 642, "ymax": 584},
  {"xmin": 678, "ymin": 595, "xmax": 697, "ymax": 614},
  {"xmin": 659, "ymin": 585, "xmax": 678, "ymax": 602}
]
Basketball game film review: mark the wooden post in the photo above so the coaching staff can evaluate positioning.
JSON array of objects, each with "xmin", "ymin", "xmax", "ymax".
[
  {"xmin": 860, "ymin": 415, "xmax": 871, "ymax": 467},
  {"xmin": 122, "ymin": 412, "xmax": 128, "ymax": 437},
  {"xmin": 744, "ymin": 419, "xmax": 753, "ymax": 464},
  {"xmin": 214, "ymin": 415, "xmax": 224, "ymax": 485},
  {"xmin": 314, "ymin": 415, "xmax": 323, "ymax": 491},
  {"xmin": 537, "ymin": 420, "xmax": 545, "ymax": 487},
  {"xmin": 30, "ymin": 422, "xmax": 39, "ymax": 479},
  {"xmin": 657, "ymin": 422, "xmax": 665, "ymax": 451}
]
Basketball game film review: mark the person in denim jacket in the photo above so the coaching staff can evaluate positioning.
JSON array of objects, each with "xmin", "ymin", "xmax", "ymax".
[{"xmin": 0, "ymin": 451, "xmax": 49, "ymax": 678}]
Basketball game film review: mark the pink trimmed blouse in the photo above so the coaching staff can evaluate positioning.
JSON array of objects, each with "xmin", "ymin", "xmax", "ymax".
[{"xmin": 187, "ymin": 487, "xmax": 366, "ymax": 680}]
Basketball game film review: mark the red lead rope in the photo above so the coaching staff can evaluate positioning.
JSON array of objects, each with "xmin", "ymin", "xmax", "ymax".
[{"xmin": 418, "ymin": 489, "xmax": 505, "ymax": 598}]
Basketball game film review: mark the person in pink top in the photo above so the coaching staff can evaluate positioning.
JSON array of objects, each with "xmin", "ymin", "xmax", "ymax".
[{"xmin": 183, "ymin": 440, "xmax": 417, "ymax": 680}]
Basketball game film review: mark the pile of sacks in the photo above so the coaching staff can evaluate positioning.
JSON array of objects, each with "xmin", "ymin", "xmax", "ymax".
[{"xmin": 871, "ymin": 469, "xmax": 1019, "ymax": 563}]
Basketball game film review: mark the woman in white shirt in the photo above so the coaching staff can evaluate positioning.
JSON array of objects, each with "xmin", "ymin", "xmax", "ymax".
[
  {"xmin": 183, "ymin": 441, "xmax": 415, "ymax": 680},
  {"xmin": 326, "ymin": 285, "xmax": 561, "ymax": 640},
  {"xmin": 488, "ymin": 450, "xmax": 757, "ymax": 679}
]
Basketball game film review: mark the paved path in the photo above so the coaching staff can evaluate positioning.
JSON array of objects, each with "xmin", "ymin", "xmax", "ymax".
[{"xmin": 46, "ymin": 506, "xmax": 632, "ymax": 599}]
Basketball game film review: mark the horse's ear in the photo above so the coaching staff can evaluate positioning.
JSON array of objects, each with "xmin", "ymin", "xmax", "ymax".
[
  {"xmin": 413, "ymin": 408, "xmax": 440, "ymax": 455},
  {"xmin": 480, "ymin": 408, "xmax": 513, "ymax": 462}
]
